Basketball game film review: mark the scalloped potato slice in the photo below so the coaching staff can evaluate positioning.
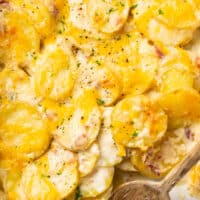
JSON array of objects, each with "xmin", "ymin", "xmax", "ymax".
[
  {"xmin": 0, "ymin": 67, "xmax": 35, "ymax": 104},
  {"xmin": 35, "ymin": 142, "xmax": 78, "ymax": 198},
  {"xmin": 131, "ymin": 123, "xmax": 199, "ymax": 179},
  {"xmin": 78, "ymin": 142, "xmax": 100, "ymax": 177},
  {"xmin": 158, "ymin": 88, "xmax": 200, "ymax": 121},
  {"xmin": 107, "ymin": 36, "xmax": 158, "ymax": 96},
  {"xmin": 157, "ymin": 47, "xmax": 195, "ymax": 92},
  {"xmin": 82, "ymin": 185, "xmax": 113, "ymax": 200},
  {"xmin": 0, "ymin": 7, "xmax": 40, "ymax": 65},
  {"xmin": 0, "ymin": 191, "xmax": 6, "ymax": 200},
  {"xmin": 189, "ymin": 162, "xmax": 200, "ymax": 199},
  {"xmin": 155, "ymin": 0, "xmax": 199, "ymax": 29},
  {"xmin": 75, "ymin": 63, "xmax": 121, "ymax": 106},
  {"xmin": 3, "ymin": 142, "xmax": 78, "ymax": 200},
  {"xmin": 111, "ymin": 95, "xmax": 167, "ymax": 150},
  {"xmin": 10, "ymin": 0, "xmax": 55, "ymax": 38},
  {"xmin": 80, "ymin": 166, "xmax": 114, "ymax": 198},
  {"xmin": 97, "ymin": 108, "xmax": 122, "ymax": 167},
  {"xmin": 54, "ymin": 90, "xmax": 101, "ymax": 151},
  {"xmin": 116, "ymin": 159, "xmax": 137, "ymax": 172},
  {"xmin": 148, "ymin": 20, "xmax": 194, "ymax": 46},
  {"xmin": 4, "ymin": 165, "xmax": 60, "ymax": 200},
  {"xmin": 88, "ymin": 0, "xmax": 130, "ymax": 34},
  {"xmin": 158, "ymin": 68, "xmax": 194, "ymax": 93},
  {"xmin": 34, "ymin": 46, "xmax": 74, "ymax": 101},
  {"xmin": 132, "ymin": 0, "xmax": 200, "ymax": 46},
  {"xmin": 0, "ymin": 101, "xmax": 50, "ymax": 163},
  {"xmin": 68, "ymin": 0, "xmax": 130, "ymax": 35}
]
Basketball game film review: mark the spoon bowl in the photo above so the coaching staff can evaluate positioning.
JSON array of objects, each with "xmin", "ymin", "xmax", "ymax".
[
  {"xmin": 111, "ymin": 180, "xmax": 170, "ymax": 200},
  {"xmin": 111, "ymin": 141, "xmax": 200, "ymax": 200}
]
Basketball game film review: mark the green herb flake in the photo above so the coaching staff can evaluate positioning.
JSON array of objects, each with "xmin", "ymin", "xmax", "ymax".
[
  {"xmin": 95, "ymin": 60, "xmax": 101, "ymax": 65},
  {"xmin": 75, "ymin": 187, "xmax": 82, "ymax": 200},
  {"xmin": 158, "ymin": 9, "xmax": 164, "ymax": 15},
  {"xmin": 120, "ymin": 2, "xmax": 125, "ymax": 7},
  {"xmin": 126, "ymin": 33, "xmax": 131, "ymax": 38},
  {"xmin": 107, "ymin": 7, "xmax": 116, "ymax": 14},
  {"xmin": 97, "ymin": 98, "xmax": 105, "ymax": 105},
  {"xmin": 131, "ymin": 4, "xmax": 138, "ymax": 10},
  {"xmin": 77, "ymin": 63, "xmax": 81, "ymax": 68},
  {"xmin": 41, "ymin": 174, "xmax": 50, "ymax": 178},
  {"xmin": 132, "ymin": 131, "xmax": 139, "ymax": 137},
  {"xmin": 57, "ymin": 172, "xmax": 62, "ymax": 176}
]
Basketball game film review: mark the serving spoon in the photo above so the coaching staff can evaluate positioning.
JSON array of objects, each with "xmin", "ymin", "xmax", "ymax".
[{"xmin": 110, "ymin": 141, "xmax": 200, "ymax": 200}]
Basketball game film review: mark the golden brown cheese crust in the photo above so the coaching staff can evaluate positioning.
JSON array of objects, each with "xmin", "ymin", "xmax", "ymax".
[{"xmin": 1, "ymin": 0, "xmax": 200, "ymax": 199}]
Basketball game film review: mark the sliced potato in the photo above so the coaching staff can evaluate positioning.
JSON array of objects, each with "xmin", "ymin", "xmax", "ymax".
[
  {"xmin": 10, "ymin": 0, "xmax": 55, "ymax": 38},
  {"xmin": 189, "ymin": 162, "xmax": 200, "ymax": 199},
  {"xmin": 116, "ymin": 159, "xmax": 137, "ymax": 172},
  {"xmin": 88, "ymin": 0, "xmax": 130, "ymax": 33},
  {"xmin": 111, "ymin": 95, "xmax": 167, "ymax": 150},
  {"xmin": 158, "ymin": 67, "xmax": 194, "ymax": 93},
  {"xmin": 0, "ymin": 191, "xmax": 6, "ymax": 200},
  {"xmin": 82, "ymin": 185, "xmax": 113, "ymax": 200},
  {"xmin": 0, "ymin": 100, "xmax": 50, "ymax": 163},
  {"xmin": 132, "ymin": 0, "xmax": 200, "ymax": 46},
  {"xmin": 78, "ymin": 142, "xmax": 100, "ymax": 177},
  {"xmin": 74, "ymin": 62, "xmax": 121, "ymax": 106},
  {"xmin": 97, "ymin": 108, "xmax": 122, "ymax": 167},
  {"xmin": 158, "ymin": 88, "xmax": 200, "ymax": 127},
  {"xmin": 155, "ymin": 0, "xmax": 199, "ymax": 29},
  {"xmin": 67, "ymin": 0, "xmax": 130, "ymax": 35},
  {"xmin": 36, "ymin": 142, "xmax": 78, "ymax": 198},
  {"xmin": 131, "ymin": 122, "xmax": 199, "ymax": 179},
  {"xmin": 0, "ymin": 67, "xmax": 35, "ymax": 105},
  {"xmin": 106, "ymin": 35, "xmax": 158, "ymax": 96},
  {"xmin": 3, "ymin": 142, "xmax": 78, "ymax": 200},
  {"xmin": 0, "ymin": 6, "xmax": 40, "ymax": 66},
  {"xmin": 148, "ymin": 20, "xmax": 194, "ymax": 46},
  {"xmin": 157, "ymin": 47, "xmax": 195, "ymax": 92},
  {"xmin": 54, "ymin": 90, "xmax": 101, "ymax": 151},
  {"xmin": 34, "ymin": 46, "xmax": 74, "ymax": 101},
  {"xmin": 80, "ymin": 166, "xmax": 114, "ymax": 198}
]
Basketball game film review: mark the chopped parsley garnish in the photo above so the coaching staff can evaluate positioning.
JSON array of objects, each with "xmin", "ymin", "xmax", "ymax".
[
  {"xmin": 132, "ymin": 131, "xmax": 139, "ymax": 137},
  {"xmin": 97, "ymin": 98, "xmax": 105, "ymax": 105},
  {"xmin": 77, "ymin": 63, "xmax": 81, "ymax": 68},
  {"xmin": 158, "ymin": 9, "xmax": 164, "ymax": 15},
  {"xmin": 131, "ymin": 4, "xmax": 138, "ymax": 10},
  {"xmin": 75, "ymin": 187, "xmax": 82, "ymax": 200},
  {"xmin": 41, "ymin": 174, "xmax": 50, "ymax": 178},
  {"xmin": 107, "ymin": 8, "xmax": 116, "ymax": 14},
  {"xmin": 95, "ymin": 60, "xmax": 101, "ymax": 65},
  {"xmin": 119, "ymin": 2, "xmax": 125, "ymax": 7}
]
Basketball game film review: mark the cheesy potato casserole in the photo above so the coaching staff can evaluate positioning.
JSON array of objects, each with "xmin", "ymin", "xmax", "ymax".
[{"xmin": 1, "ymin": 0, "xmax": 200, "ymax": 199}]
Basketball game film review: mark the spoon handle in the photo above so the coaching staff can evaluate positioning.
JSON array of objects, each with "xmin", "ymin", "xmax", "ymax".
[{"xmin": 160, "ymin": 141, "xmax": 200, "ymax": 192}]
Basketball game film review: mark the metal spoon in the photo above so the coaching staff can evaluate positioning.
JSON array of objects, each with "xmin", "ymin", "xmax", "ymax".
[{"xmin": 110, "ymin": 141, "xmax": 200, "ymax": 200}]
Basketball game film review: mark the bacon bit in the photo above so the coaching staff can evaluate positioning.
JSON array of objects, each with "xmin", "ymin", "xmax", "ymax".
[
  {"xmin": 114, "ymin": 17, "xmax": 123, "ymax": 27},
  {"xmin": 156, "ymin": 154, "xmax": 162, "ymax": 161},
  {"xmin": 0, "ymin": 24, "xmax": 6, "ymax": 36},
  {"xmin": 154, "ymin": 45, "xmax": 164, "ymax": 59},
  {"xmin": 101, "ymin": 79, "xmax": 114, "ymax": 88},
  {"xmin": 185, "ymin": 127, "xmax": 193, "ymax": 140},
  {"xmin": 147, "ymin": 163, "xmax": 161, "ymax": 176},
  {"xmin": 0, "ymin": 0, "xmax": 8, "ymax": 4},
  {"xmin": 195, "ymin": 57, "xmax": 200, "ymax": 68},
  {"xmin": 46, "ymin": 111, "xmax": 58, "ymax": 121},
  {"xmin": 52, "ymin": 5, "xmax": 59, "ymax": 18},
  {"xmin": 75, "ymin": 134, "xmax": 88, "ymax": 147}
]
